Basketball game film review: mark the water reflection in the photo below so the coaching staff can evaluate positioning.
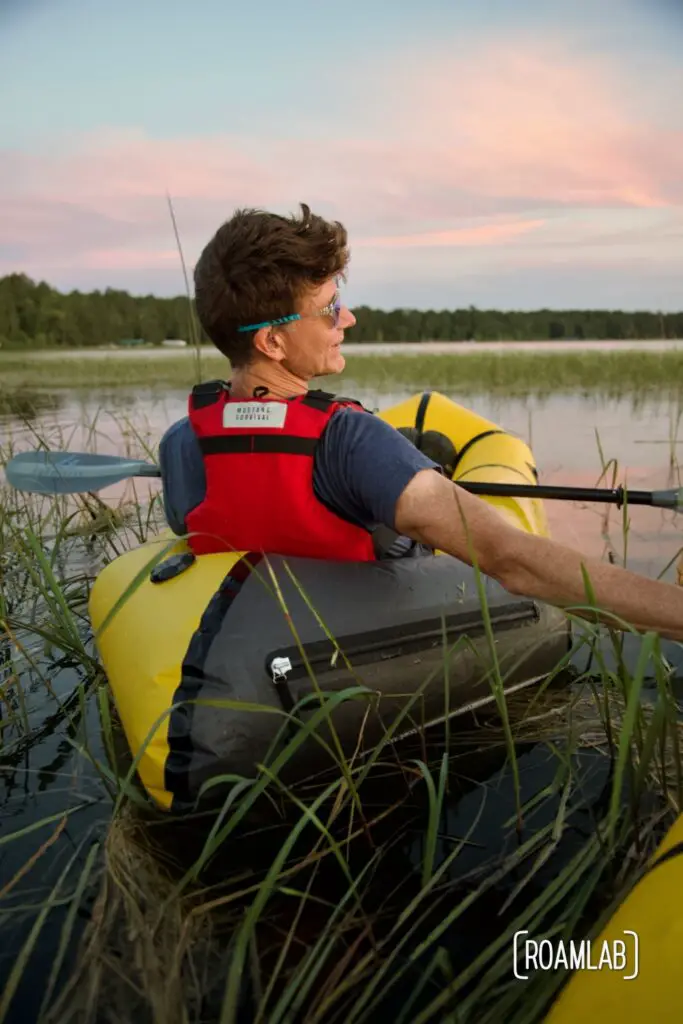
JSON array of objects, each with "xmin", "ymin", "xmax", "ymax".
[
  {"xmin": 0, "ymin": 387, "xmax": 65, "ymax": 421},
  {"xmin": 2, "ymin": 384, "xmax": 680, "ymax": 581}
]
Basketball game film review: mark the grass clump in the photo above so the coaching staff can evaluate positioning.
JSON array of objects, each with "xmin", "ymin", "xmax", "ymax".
[
  {"xmin": 2, "ymin": 349, "xmax": 683, "ymax": 397},
  {"xmin": 334, "ymin": 350, "xmax": 683, "ymax": 398},
  {"xmin": 36, "ymin": 671, "xmax": 683, "ymax": 1024}
]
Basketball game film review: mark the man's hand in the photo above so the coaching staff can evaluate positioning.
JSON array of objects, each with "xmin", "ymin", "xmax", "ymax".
[{"xmin": 394, "ymin": 469, "xmax": 683, "ymax": 642}]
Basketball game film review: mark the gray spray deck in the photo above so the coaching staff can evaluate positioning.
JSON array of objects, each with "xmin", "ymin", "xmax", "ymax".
[{"xmin": 164, "ymin": 552, "xmax": 570, "ymax": 809}]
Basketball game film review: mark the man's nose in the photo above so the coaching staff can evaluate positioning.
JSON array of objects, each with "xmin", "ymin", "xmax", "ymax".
[{"xmin": 340, "ymin": 304, "xmax": 356, "ymax": 328}]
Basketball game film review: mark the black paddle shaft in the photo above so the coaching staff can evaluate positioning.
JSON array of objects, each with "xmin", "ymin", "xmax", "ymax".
[{"xmin": 458, "ymin": 482, "xmax": 677, "ymax": 509}]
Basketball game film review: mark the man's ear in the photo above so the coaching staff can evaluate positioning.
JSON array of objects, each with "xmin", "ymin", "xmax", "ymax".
[{"xmin": 252, "ymin": 326, "xmax": 286, "ymax": 363}]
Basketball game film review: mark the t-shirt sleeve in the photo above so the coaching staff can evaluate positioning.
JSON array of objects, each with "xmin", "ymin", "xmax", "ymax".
[
  {"xmin": 313, "ymin": 407, "xmax": 439, "ymax": 530},
  {"xmin": 158, "ymin": 417, "xmax": 206, "ymax": 535}
]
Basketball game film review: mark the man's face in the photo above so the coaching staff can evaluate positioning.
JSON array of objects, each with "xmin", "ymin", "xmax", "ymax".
[{"xmin": 262, "ymin": 277, "xmax": 357, "ymax": 380}]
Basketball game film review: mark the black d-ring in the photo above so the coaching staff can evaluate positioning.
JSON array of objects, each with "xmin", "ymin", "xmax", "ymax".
[{"xmin": 150, "ymin": 552, "xmax": 196, "ymax": 584}]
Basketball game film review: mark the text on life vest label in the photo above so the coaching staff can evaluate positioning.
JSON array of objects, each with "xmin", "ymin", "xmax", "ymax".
[{"xmin": 222, "ymin": 403, "xmax": 288, "ymax": 429}]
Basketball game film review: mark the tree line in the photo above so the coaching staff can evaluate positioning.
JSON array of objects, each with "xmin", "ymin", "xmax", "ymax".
[{"xmin": 1, "ymin": 272, "xmax": 681, "ymax": 350}]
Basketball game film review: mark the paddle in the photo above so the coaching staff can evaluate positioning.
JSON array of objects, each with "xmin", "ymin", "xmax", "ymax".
[
  {"xmin": 4, "ymin": 450, "xmax": 683, "ymax": 511},
  {"xmin": 4, "ymin": 451, "xmax": 162, "ymax": 495}
]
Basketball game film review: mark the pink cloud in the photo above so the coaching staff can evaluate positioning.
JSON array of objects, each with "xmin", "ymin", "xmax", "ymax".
[
  {"xmin": 3, "ymin": 129, "xmax": 274, "ymax": 205},
  {"xmin": 356, "ymin": 220, "xmax": 546, "ymax": 249},
  {"xmin": 1, "ymin": 35, "xmax": 681, "ymax": 280},
  {"xmin": 49, "ymin": 248, "xmax": 180, "ymax": 271},
  {"xmin": 388, "ymin": 39, "xmax": 683, "ymax": 210}
]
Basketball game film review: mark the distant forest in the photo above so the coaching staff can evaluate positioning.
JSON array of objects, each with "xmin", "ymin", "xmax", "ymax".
[{"xmin": 1, "ymin": 273, "xmax": 682, "ymax": 350}]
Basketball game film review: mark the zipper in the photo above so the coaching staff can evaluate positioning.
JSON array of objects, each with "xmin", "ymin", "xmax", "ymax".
[{"xmin": 266, "ymin": 599, "xmax": 539, "ymax": 686}]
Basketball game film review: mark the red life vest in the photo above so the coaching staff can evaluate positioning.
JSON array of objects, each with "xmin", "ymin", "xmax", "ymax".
[{"xmin": 185, "ymin": 381, "xmax": 379, "ymax": 561}]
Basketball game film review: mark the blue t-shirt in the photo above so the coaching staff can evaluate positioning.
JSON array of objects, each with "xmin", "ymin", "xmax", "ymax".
[{"xmin": 158, "ymin": 405, "xmax": 439, "ymax": 555}]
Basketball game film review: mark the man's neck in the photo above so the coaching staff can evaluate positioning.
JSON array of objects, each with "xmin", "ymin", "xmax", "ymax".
[{"xmin": 229, "ymin": 361, "xmax": 309, "ymax": 400}]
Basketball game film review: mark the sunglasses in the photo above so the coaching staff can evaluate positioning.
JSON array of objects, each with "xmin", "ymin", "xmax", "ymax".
[{"xmin": 237, "ymin": 291, "xmax": 342, "ymax": 333}]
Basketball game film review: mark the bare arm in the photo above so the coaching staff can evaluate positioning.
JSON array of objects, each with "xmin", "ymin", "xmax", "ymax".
[{"xmin": 394, "ymin": 469, "xmax": 683, "ymax": 642}]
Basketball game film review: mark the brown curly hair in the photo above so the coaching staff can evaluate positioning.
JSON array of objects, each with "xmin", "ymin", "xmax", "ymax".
[{"xmin": 193, "ymin": 203, "xmax": 350, "ymax": 367}]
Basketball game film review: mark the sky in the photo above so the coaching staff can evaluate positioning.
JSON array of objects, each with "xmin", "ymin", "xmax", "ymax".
[{"xmin": 1, "ymin": 0, "xmax": 682, "ymax": 311}]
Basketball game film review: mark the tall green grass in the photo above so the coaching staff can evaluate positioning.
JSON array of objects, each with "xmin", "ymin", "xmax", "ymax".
[
  {"xmin": 2, "ymin": 348, "xmax": 683, "ymax": 397},
  {"xmin": 1, "ymin": 408, "xmax": 683, "ymax": 1024}
]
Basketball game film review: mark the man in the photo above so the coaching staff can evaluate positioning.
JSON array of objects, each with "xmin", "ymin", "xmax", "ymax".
[{"xmin": 159, "ymin": 203, "xmax": 683, "ymax": 642}]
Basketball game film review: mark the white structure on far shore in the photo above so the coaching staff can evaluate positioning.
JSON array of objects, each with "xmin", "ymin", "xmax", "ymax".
[{"xmin": 161, "ymin": 339, "xmax": 188, "ymax": 348}]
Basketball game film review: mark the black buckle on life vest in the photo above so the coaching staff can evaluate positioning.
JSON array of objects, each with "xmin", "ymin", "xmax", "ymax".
[
  {"xmin": 190, "ymin": 380, "xmax": 229, "ymax": 409},
  {"xmin": 301, "ymin": 390, "xmax": 367, "ymax": 413},
  {"xmin": 300, "ymin": 389, "xmax": 338, "ymax": 412}
]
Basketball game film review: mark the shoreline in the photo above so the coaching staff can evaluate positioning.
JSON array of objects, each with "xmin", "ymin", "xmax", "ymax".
[{"xmin": 4, "ymin": 338, "xmax": 683, "ymax": 360}]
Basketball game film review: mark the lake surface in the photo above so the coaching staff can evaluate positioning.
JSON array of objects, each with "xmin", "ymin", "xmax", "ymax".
[
  {"xmin": 16, "ymin": 338, "xmax": 683, "ymax": 360},
  {"xmin": 3, "ymin": 383, "xmax": 681, "ymax": 579},
  {"xmin": 1, "ymin": 382, "xmax": 682, "ymax": 1022}
]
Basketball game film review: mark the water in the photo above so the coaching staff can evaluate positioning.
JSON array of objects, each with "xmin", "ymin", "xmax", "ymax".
[
  {"xmin": 16, "ymin": 338, "xmax": 683, "ymax": 359},
  {"xmin": 1, "ymin": 384, "xmax": 682, "ymax": 1021},
  {"xmin": 3, "ymin": 384, "xmax": 682, "ymax": 578}
]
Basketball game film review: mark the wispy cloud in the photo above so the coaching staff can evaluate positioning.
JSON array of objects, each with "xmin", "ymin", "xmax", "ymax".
[
  {"xmin": 1, "ymin": 33, "xmax": 681, "ymax": 294},
  {"xmin": 355, "ymin": 220, "xmax": 546, "ymax": 248},
  {"xmin": 379, "ymin": 37, "xmax": 683, "ymax": 210}
]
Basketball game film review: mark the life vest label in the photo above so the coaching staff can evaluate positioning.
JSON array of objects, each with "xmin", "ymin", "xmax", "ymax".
[{"xmin": 222, "ymin": 402, "xmax": 288, "ymax": 429}]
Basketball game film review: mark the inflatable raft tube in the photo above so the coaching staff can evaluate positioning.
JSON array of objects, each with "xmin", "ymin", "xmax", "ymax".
[
  {"xmin": 546, "ymin": 798, "xmax": 683, "ymax": 1020},
  {"xmin": 88, "ymin": 391, "xmax": 570, "ymax": 812}
]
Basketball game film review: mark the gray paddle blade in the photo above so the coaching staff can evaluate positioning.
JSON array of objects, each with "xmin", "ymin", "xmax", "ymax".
[
  {"xmin": 649, "ymin": 487, "xmax": 683, "ymax": 511},
  {"xmin": 4, "ymin": 451, "xmax": 161, "ymax": 495}
]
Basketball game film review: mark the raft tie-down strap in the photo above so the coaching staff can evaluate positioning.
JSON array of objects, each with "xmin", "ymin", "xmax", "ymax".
[
  {"xmin": 645, "ymin": 839, "xmax": 683, "ymax": 875},
  {"xmin": 450, "ymin": 430, "xmax": 506, "ymax": 476},
  {"xmin": 198, "ymin": 435, "xmax": 318, "ymax": 456},
  {"xmin": 165, "ymin": 551, "xmax": 263, "ymax": 810},
  {"xmin": 413, "ymin": 390, "xmax": 432, "ymax": 450},
  {"xmin": 581, "ymin": 835, "xmax": 683, "ymax": 916},
  {"xmin": 587, "ymin": 836, "xmax": 683, "ymax": 914}
]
